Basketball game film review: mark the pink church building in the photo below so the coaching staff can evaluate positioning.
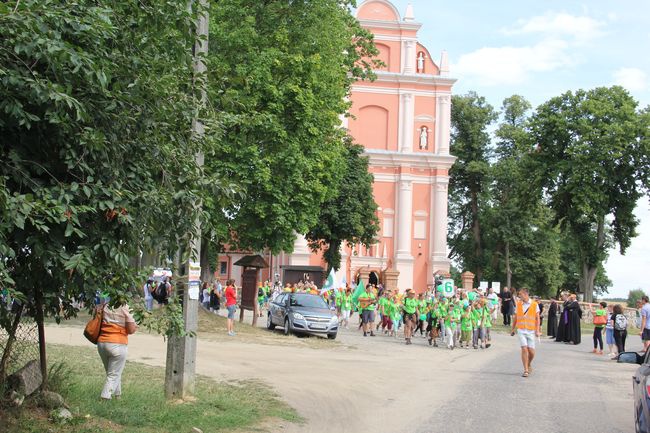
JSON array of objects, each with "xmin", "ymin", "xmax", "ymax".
[{"xmin": 218, "ymin": 0, "xmax": 455, "ymax": 292}]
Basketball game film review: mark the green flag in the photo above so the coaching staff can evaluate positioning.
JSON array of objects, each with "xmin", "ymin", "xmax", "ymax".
[
  {"xmin": 352, "ymin": 280, "xmax": 365, "ymax": 303},
  {"xmin": 320, "ymin": 268, "xmax": 337, "ymax": 294}
]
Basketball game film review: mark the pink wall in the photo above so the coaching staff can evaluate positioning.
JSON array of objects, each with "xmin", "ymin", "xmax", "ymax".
[{"xmin": 349, "ymin": 93, "xmax": 399, "ymax": 151}]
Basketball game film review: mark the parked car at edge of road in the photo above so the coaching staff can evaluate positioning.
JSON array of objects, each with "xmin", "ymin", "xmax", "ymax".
[
  {"xmin": 267, "ymin": 292, "xmax": 338, "ymax": 340},
  {"xmin": 619, "ymin": 349, "xmax": 650, "ymax": 433}
]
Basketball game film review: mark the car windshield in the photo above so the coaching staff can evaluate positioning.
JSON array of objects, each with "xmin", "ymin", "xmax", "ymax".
[{"xmin": 289, "ymin": 294, "xmax": 328, "ymax": 309}]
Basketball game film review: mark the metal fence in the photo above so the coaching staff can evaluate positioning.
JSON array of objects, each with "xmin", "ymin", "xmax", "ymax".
[{"xmin": 0, "ymin": 312, "xmax": 40, "ymax": 381}]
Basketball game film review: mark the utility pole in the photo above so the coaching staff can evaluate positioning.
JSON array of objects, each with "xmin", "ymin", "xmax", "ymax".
[{"xmin": 165, "ymin": 0, "xmax": 208, "ymax": 400}]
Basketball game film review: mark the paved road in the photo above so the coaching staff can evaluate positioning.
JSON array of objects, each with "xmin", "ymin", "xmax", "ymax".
[{"xmin": 46, "ymin": 313, "xmax": 641, "ymax": 433}]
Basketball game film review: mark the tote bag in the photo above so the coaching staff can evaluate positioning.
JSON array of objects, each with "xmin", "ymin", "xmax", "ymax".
[{"xmin": 83, "ymin": 306, "xmax": 104, "ymax": 344}]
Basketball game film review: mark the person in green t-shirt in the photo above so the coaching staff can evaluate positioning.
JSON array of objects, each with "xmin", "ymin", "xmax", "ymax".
[
  {"xmin": 480, "ymin": 298, "xmax": 493, "ymax": 349},
  {"xmin": 428, "ymin": 297, "xmax": 440, "ymax": 347},
  {"xmin": 443, "ymin": 303, "xmax": 458, "ymax": 349},
  {"xmin": 389, "ymin": 295, "xmax": 401, "ymax": 338},
  {"xmin": 414, "ymin": 293, "xmax": 427, "ymax": 337},
  {"xmin": 402, "ymin": 290, "xmax": 419, "ymax": 345},
  {"xmin": 590, "ymin": 301, "xmax": 608, "ymax": 355},
  {"xmin": 358, "ymin": 287, "xmax": 378, "ymax": 337},
  {"xmin": 378, "ymin": 294, "xmax": 391, "ymax": 334},
  {"xmin": 470, "ymin": 302, "xmax": 482, "ymax": 349},
  {"xmin": 340, "ymin": 287, "xmax": 352, "ymax": 329},
  {"xmin": 460, "ymin": 305, "xmax": 473, "ymax": 348}
]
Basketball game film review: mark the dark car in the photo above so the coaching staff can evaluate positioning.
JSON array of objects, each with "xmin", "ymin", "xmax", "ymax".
[
  {"xmin": 267, "ymin": 292, "xmax": 338, "ymax": 339},
  {"xmin": 619, "ymin": 349, "xmax": 650, "ymax": 433}
]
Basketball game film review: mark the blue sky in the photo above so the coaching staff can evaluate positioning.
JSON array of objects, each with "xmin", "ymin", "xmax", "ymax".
[{"xmin": 384, "ymin": 0, "xmax": 650, "ymax": 297}]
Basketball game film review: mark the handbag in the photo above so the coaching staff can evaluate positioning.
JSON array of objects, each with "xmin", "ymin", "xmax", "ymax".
[
  {"xmin": 83, "ymin": 306, "xmax": 104, "ymax": 344},
  {"xmin": 593, "ymin": 314, "xmax": 607, "ymax": 326}
]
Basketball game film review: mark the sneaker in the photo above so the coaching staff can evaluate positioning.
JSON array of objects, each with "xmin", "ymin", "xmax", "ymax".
[
  {"xmin": 428, "ymin": 338, "xmax": 432, "ymax": 346},
  {"xmin": 363, "ymin": 332, "xmax": 367, "ymax": 337},
  {"xmin": 370, "ymin": 332, "xmax": 376, "ymax": 337}
]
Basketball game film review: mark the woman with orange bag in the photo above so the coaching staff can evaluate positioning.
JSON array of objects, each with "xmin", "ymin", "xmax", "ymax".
[
  {"xmin": 590, "ymin": 301, "xmax": 608, "ymax": 355},
  {"xmin": 96, "ymin": 295, "xmax": 137, "ymax": 400}
]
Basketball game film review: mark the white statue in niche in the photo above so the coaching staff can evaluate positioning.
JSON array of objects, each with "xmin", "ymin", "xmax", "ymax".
[
  {"xmin": 419, "ymin": 126, "xmax": 428, "ymax": 149},
  {"xmin": 417, "ymin": 52, "xmax": 425, "ymax": 73}
]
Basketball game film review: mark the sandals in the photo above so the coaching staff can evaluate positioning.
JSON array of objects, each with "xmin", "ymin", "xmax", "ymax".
[{"xmin": 522, "ymin": 371, "xmax": 529, "ymax": 377}]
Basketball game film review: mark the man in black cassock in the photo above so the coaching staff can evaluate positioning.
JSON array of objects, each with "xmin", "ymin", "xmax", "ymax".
[
  {"xmin": 564, "ymin": 294, "xmax": 582, "ymax": 344},
  {"xmin": 547, "ymin": 298, "xmax": 558, "ymax": 338},
  {"xmin": 555, "ymin": 293, "xmax": 569, "ymax": 342}
]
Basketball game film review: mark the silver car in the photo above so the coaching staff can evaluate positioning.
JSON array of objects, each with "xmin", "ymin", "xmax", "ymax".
[{"xmin": 267, "ymin": 292, "xmax": 338, "ymax": 339}]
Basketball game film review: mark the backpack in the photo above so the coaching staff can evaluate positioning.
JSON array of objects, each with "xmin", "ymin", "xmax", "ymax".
[
  {"xmin": 155, "ymin": 282, "xmax": 168, "ymax": 301},
  {"xmin": 615, "ymin": 314, "xmax": 628, "ymax": 331}
]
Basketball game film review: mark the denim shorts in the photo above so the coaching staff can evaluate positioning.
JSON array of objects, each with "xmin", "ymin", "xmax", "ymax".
[
  {"xmin": 227, "ymin": 305, "xmax": 236, "ymax": 319},
  {"xmin": 606, "ymin": 327, "xmax": 615, "ymax": 345}
]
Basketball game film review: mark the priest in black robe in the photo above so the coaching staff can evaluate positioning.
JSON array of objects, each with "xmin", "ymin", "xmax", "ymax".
[
  {"xmin": 547, "ymin": 299, "xmax": 558, "ymax": 338},
  {"xmin": 564, "ymin": 295, "xmax": 583, "ymax": 344},
  {"xmin": 555, "ymin": 294, "xmax": 569, "ymax": 342}
]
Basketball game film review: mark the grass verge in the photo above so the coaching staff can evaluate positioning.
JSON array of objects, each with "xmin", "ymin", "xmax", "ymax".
[{"xmin": 1, "ymin": 344, "xmax": 301, "ymax": 433}]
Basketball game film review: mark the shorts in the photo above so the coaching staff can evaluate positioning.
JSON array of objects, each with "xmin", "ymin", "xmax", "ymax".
[
  {"xmin": 361, "ymin": 310, "xmax": 375, "ymax": 324},
  {"xmin": 227, "ymin": 305, "xmax": 236, "ymax": 319},
  {"xmin": 642, "ymin": 328, "xmax": 650, "ymax": 341},
  {"xmin": 461, "ymin": 330, "xmax": 471, "ymax": 342},
  {"xmin": 517, "ymin": 330, "xmax": 536, "ymax": 349},
  {"xmin": 606, "ymin": 327, "xmax": 615, "ymax": 345},
  {"xmin": 403, "ymin": 313, "xmax": 417, "ymax": 324}
]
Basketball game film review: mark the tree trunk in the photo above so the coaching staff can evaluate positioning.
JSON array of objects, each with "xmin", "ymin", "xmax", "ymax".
[
  {"xmin": 199, "ymin": 234, "xmax": 212, "ymax": 283},
  {"xmin": 581, "ymin": 217, "xmax": 606, "ymax": 303},
  {"xmin": 505, "ymin": 240, "xmax": 512, "ymax": 288},
  {"xmin": 324, "ymin": 239, "xmax": 342, "ymax": 273},
  {"xmin": 0, "ymin": 304, "xmax": 24, "ymax": 381},
  {"xmin": 470, "ymin": 190, "xmax": 482, "ymax": 282}
]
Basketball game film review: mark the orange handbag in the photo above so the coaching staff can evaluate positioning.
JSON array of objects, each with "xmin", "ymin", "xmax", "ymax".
[
  {"xmin": 83, "ymin": 307, "xmax": 104, "ymax": 344},
  {"xmin": 593, "ymin": 314, "xmax": 607, "ymax": 326}
]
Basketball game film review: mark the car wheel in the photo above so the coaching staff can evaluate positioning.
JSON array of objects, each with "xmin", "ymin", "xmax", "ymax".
[
  {"xmin": 266, "ymin": 313, "xmax": 276, "ymax": 330},
  {"xmin": 283, "ymin": 317, "xmax": 291, "ymax": 336},
  {"xmin": 327, "ymin": 333, "xmax": 337, "ymax": 340}
]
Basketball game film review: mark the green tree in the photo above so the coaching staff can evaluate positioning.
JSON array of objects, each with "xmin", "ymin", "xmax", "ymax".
[
  {"xmin": 448, "ymin": 92, "xmax": 497, "ymax": 282},
  {"xmin": 202, "ymin": 0, "xmax": 379, "ymax": 259},
  {"xmin": 529, "ymin": 86, "xmax": 650, "ymax": 302},
  {"xmin": 627, "ymin": 289, "xmax": 647, "ymax": 308},
  {"xmin": 305, "ymin": 141, "xmax": 379, "ymax": 272},
  {"xmin": 0, "ymin": 0, "xmax": 210, "ymax": 345}
]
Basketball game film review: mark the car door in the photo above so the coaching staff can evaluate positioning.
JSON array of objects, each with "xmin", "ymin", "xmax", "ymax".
[
  {"xmin": 273, "ymin": 294, "xmax": 286, "ymax": 324},
  {"xmin": 633, "ymin": 349, "xmax": 650, "ymax": 426}
]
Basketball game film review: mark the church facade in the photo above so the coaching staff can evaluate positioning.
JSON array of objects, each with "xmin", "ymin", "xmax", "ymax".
[{"xmin": 218, "ymin": 0, "xmax": 456, "ymax": 292}]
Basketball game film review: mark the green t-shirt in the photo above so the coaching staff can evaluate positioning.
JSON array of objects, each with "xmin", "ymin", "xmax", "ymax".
[
  {"xmin": 471, "ymin": 307, "xmax": 482, "ymax": 328},
  {"xmin": 358, "ymin": 291, "xmax": 377, "ymax": 311},
  {"xmin": 378, "ymin": 297, "xmax": 389, "ymax": 313},
  {"xmin": 341, "ymin": 293, "xmax": 352, "ymax": 311},
  {"xmin": 595, "ymin": 308, "xmax": 607, "ymax": 328},
  {"xmin": 403, "ymin": 297, "xmax": 418, "ymax": 314},
  {"xmin": 482, "ymin": 307, "xmax": 492, "ymax": 328},
  {"xmin": 389, "ymin": 301, "xmax": 401, "ymax": 321},
  {"xmin": 461, "ymin": 311, "xmax": 473, "ymax": 331}
]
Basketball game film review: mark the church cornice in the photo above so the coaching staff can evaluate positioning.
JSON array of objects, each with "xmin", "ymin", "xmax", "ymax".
[
  {"xmin": 373, "ymin": 70, "xmax": 457, "ymax": 87},
  {"xmin": 364, "ymin": 149, "xmax": 456, "ymax": 170},
  {"xmin": 359, "ymin": 19, "xmax": 422, "ymax": 31}
]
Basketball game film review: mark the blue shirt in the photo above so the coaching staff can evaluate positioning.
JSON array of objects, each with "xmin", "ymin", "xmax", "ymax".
[{"xmin": 641, "ymin": 303, "xmax": 650, "ymax": 329}]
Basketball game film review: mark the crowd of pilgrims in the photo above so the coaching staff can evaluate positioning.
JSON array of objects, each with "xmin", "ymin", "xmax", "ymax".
[
  {"xmin": 269, "ymin": 281, "xmax": 505, "ymax": 348},
  {"xmin": 203, "ymin": 278, "xmax": 632, "ymax": 355}
]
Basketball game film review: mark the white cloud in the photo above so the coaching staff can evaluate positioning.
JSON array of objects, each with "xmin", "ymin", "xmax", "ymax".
[
  {"xmin": 503, "ymin": 12, "xmax": 605, "ymax": 43},
  {"xmin": 453, "ymin": 39, "xmax": 571, "ymax": 86},
  {"xmin": 613, "ymin": 67, "xmax": 648, "ymax": 92}
]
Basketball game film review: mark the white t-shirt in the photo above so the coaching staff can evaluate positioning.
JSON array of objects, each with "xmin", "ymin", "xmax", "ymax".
[{"xmin": 143, "ymin": 283, "xmax": 153, "ymax": 300}]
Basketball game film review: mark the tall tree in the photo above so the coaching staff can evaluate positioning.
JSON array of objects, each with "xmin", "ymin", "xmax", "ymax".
[
  {"xmin": 448, "ymin": 92, "xmax": 497, "ymax": 282},
  {"xmin": 529, "ymin": 86, "xmax": 650, "ymax": 302},
  {"xmin": 0, "ymin": 0, "xmax": 211, "ymax": 340},
  {"xmin": 202, "ymin": 0, "xmax": 379, "ymax": 258},
  {"xmin": 305, "ymin": 141, "xmax": 379, "ymax": 272}
]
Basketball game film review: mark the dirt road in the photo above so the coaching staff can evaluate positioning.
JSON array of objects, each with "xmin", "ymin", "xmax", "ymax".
[{"xmin": 46, "ymin": 313, "xmax": 639, "ymax": 433}]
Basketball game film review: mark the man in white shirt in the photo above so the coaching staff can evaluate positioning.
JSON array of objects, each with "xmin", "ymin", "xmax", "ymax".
[{"xmin": 486, "ymin": 288, "xmax": 499, "ymax": 322}]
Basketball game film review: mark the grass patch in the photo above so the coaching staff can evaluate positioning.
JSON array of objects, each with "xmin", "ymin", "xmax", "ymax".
[{"xmin": 1, "ymin": 344, "xmax": 301, "ymax": 433}]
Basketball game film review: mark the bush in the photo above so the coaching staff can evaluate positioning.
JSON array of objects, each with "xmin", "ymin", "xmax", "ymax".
[{"xmin": 627, "ymin": 289, "xmax": 647, "ymax": 308}]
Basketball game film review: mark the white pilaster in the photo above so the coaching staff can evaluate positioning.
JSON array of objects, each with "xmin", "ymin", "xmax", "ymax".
[
  {"xmin": 289, "ymin": 234, "xmax": 312, "ymax": 266},
  {"xmin": 400, "ymin": 93, "xmax": 415, "ymax": 152},
  {"xmin": 431, "ymin": 178, "xmax": 450, "ymax": 273},
  {"xmin": 403, "ymin": 40, "xmax": 416, "ymax": 74},
  {"xmin": 395, "ymin": 178, "xmax": 414, "ymax": 289},
  {"xmin": 436, "ymin": 95, "xmax": 451, "ymax": 155}
]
